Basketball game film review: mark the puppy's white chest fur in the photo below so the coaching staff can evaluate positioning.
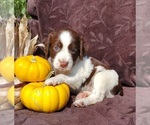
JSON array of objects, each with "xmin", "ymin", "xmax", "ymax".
[
  {"xmin": 66, "ymin": 56, "xmax": 94, "ymax": 92},
  {"xmin": 47, "ymin": 56, "xmax": 94, "ymax": 94}
]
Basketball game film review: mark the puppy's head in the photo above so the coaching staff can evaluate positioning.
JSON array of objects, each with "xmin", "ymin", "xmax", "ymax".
[{"xmin": 41, "ymin": 28, "xmax": 86, "ymax": 72}]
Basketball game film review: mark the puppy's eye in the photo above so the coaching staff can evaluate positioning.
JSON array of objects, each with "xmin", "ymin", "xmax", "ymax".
[
  {"xmin": 70, "ymin": 48, "xmax": 77, "ymax": 54},
  {"xmin": 54, "ymin": 46, "xmax": 60, "ymax": 52}
]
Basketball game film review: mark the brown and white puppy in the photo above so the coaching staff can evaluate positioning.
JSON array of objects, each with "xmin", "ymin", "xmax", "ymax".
[{"xmin": 38, "ymin": 28, "xmax": 123, "ymax": 107}]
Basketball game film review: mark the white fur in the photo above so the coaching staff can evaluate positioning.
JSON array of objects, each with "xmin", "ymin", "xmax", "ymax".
[
  {"xmin": 59, "ymin": 31, "xmax": 72, "ymax": 45},
  {"xmin": 73, "ymin": 66, "xmax": 118, "ymax": 107},
  {"xmin": 46, "ymin": 56, "xmax": 94, "ymax": 94},
  {"xmin": 45, "ymin": 56, "xmax": 119, "ymax": 107},
  {"xmin": 53, "ymin": 31, "xmax": 73, "ymax": 71},
  {"xmin": 45, "ymin": 30, "xmax": 119, "ymax": 107}
]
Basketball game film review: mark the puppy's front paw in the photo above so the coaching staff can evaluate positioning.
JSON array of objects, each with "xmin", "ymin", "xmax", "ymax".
[
  {"xmin": 45, "ymin": 76, "xmax": 62, "ymax": 86},
  {"xmin": 73, "ymin": 100, "xmax": 85, "ymax": 108}
]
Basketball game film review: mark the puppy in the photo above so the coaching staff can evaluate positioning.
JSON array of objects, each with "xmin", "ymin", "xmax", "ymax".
[{"xmin": 37, "ymin": 28, "xmax": 123, "ymax": 107}]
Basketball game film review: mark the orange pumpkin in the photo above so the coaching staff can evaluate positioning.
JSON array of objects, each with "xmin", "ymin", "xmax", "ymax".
[
  {"xmin": 0, "ymin": 56, "xmax": 14, "ymax": 82},
  {"xmin": 7, "ymin": 86, "xmax": 14, "ymax": 106},
  {"xmin": 14, "ymin": 55, "xmax": 51, "ymax": 82},
  {"xmin": 20, "ymin": 82, "xmax": 70, "ymax": 112}
]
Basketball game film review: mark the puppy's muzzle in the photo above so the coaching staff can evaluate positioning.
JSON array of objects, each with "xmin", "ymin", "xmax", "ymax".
[{"xmin": 59, "ymin": 60, "xmax": 69, "ymax": 68}]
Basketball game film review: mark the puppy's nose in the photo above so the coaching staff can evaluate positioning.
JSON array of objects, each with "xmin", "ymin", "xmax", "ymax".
[{"xmin": 60, "ymin": 61, "xmax": 68, "ymax": 68}]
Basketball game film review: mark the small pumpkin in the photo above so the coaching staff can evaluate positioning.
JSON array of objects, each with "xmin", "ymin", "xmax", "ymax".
[
  {"xmin": 0, "ymin": 56, "xmax": 14, "ymax": 82},
  {"xmin": 14, "ymin": 55, "xmax": 51, "ymax": 82},
  {"xmin": 7, "ymin": 84, "xmax": 25, "ymax": 110},
  {"xmin": 20, "ymin": 82, "xmax": 70, "ymax": 112},
  {"xmin": 7, "ymin": 86, "xmax": 14, "ymax": 106}
]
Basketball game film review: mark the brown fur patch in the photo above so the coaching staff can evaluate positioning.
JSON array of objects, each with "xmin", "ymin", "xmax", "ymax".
[
  {"xmin": 90, "ymin": 57, "xmax": 110, "ymax": 69},
  {"xmin": 111, "ymin": 82, "xmax": 123, "ymax": 96},
  {"xmin": 82, "ymin": 68, "xmax": 97, "ymax": 87}
]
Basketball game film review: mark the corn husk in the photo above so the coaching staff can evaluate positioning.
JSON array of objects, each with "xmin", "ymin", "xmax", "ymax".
[
  {"xmin": 5, "ymin": 15, "xmax": 15, "ymax": 57},
  {"xmin": 26, "ymin": 34, "xmax": 38, "ymax": 55},
  {"xmin": 0, "ymin": 15, "xmax": 39, "ymax": 110},
  {"xmin": 0, "ymin": 17, "xmax": 6, "ymax": 59},
  {"xmin": 16, "ymin": 15, "xmax": 38, "ymax": 57}
]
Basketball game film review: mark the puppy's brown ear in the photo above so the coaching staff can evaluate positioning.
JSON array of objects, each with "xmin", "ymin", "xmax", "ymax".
[
  {"xmin": 79, "ymin": 37, "xmax": 87, "ymax": 60},
  {"xmin": 33, "ymin": 43, "xmax": 45, "ymax": 58},
  {"xmin": 33, "ymin": 33, "xmax": 52, "ymax": 59},
  {"xmin": 42, "ymin": 33, "xmax": 52, "ymax": 59}
]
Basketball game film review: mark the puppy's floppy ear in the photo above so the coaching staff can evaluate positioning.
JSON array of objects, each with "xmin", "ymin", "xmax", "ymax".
[
  {"xmin": 42, "ymin": 33, "xmax": 52, "ymax": 59},
  {"xmin": 79, "ymin": 37, "xmax": 87, "ymax": 60},
  {"xmin": 33, "ymin": 33, "xmax": 52, "ymax": 59},
  {"xmin": 33, "ymin": 43, "xmax": 45, "ymax": 58}
]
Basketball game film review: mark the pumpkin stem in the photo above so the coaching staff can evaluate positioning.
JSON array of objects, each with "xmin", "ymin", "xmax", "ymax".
[
  {"xmin": 31, "ymin": 56, "xmax": 37, "ymax": 63},
  {"xmin": 46, "ymin": 71, "xmax": 55, "ymax": 79}
]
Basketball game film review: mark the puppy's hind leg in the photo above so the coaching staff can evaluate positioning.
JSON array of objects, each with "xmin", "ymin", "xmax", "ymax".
[
  {"xmin": 73, "ymin": 90, "xmax": 105, "ymax": 107},
  {"xmin": 73, "ymin": 72, "xmax": 107, "ymax": 107},
  {"xmin": 75, "ymin": 91, "xmax": 91, "ymax": 100}
]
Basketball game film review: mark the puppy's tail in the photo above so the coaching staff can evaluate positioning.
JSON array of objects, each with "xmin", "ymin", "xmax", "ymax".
[{"xmin": 111, "ymin": 81, "xmax": 123, "ymax": 96}]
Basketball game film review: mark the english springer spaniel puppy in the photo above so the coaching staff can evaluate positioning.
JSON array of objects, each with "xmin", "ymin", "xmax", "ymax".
[{"xmin": 37, "ymin": 28, "xmax": 123, "ymax": 107}]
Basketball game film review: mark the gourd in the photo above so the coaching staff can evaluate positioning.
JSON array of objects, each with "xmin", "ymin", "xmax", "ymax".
[
  {"xmin": 20, "ymin": 82, "xmax": 70, "ymax": 113},
  {"xmin": 0, "ymin": 56, "xmax": 14, "ymax": 82},
  {"xmin": 7, "ymin": 85, "xmax": 14, "ymax": 106},
  {"xmin": 7, "ymin": 84, "xmax": 25, "ymax": 110},
  {"xmin": 14, "ymin": 55, "xmax": 51, "ymax": 82}
]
